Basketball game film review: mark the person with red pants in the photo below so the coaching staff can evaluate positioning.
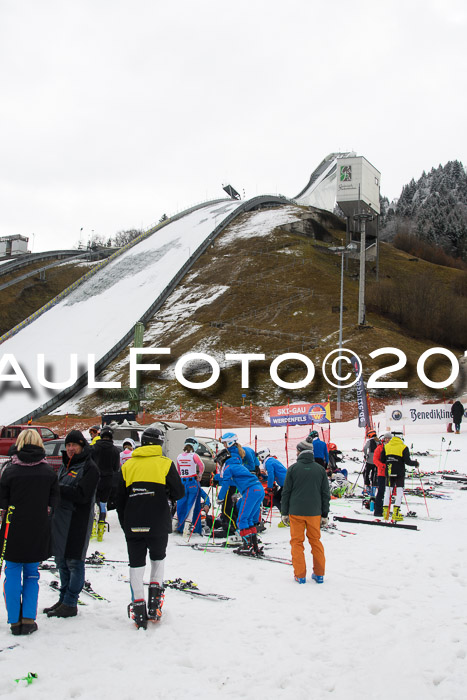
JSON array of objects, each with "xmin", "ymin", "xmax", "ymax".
[
  {"xmin": 281, "ymin": 440, "xmax": 330, "ymax": 584},
  {"xmin": 373, "ymin": 433, "xmax": 392, "ymax": 517},
  {"xmin": 217, "ymin": 434, "xmax": 265, "ymax": 555}
]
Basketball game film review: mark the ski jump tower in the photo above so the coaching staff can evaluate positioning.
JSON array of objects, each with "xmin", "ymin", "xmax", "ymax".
[{"xmin": 335, "ymin": 155, "xmax": 381, "ymax": 325}]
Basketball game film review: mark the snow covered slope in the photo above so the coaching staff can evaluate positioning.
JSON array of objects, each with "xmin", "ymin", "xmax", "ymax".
[{"xmin": 0, "ymin": 200, "xmax": 242, "ymax": 424}]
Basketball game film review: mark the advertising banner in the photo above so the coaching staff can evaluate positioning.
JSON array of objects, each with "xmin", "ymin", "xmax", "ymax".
[
  {"xmin": 351, "ymin": 355, "xmax": 370, "ymax": 428},
  {"xmin": 269, "ymin": 402, "xmax": 331, "ymax": 427},
  {"xmin": 385, "ymin": 404, "xmax": 457, "ymax": 426}
]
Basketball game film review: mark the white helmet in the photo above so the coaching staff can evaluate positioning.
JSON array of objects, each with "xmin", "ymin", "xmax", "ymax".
[
  {"xmin": 221, "ymin": 432, "xmax": 238, "ymax": 448},
  {"xmin": 257, "ymin": 448, "xmax": 270, "ymax": 462}
]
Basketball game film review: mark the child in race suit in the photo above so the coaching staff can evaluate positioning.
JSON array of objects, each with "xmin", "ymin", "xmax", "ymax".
[{"xmin": 174, "ymin": 439, "xmax": 205, "ymax": 539}]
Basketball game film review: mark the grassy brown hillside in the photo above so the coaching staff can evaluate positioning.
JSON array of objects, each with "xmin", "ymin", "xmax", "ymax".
[
  {"xmin": 71, "ymin": 206, "xmax": 465, "ymax": 416},
  {"xmin": 0, "ymin": 261, "xmax": 92, "ymax": 336}
]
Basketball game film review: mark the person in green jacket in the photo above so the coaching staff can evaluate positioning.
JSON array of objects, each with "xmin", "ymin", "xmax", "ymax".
[{"xmin": 281, "ymin": 440, "xmax": 330, "ymax": 584}]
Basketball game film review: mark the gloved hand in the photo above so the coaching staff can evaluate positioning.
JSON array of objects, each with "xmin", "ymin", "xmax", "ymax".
[
  {"xmin": 320, "ymin": 516, "xmax": 329, "ymax": 528},
  {"xmin": 413, "ymin": 460, "xmax": 420, "ymax": 468},
  {"xmin": 265, "ymin": 487, "xmax": 274, "ymax": 496},
  {"xmin": 231, "ymin": 493, "xmax": 241, "ymax": 504},
  {"xmin": 216, "ymin": 499, "xmax": 224, "ymax": 508},
  {"xmin": 281, "ymin": 515, "xmax": 290, "ymax": 526}
]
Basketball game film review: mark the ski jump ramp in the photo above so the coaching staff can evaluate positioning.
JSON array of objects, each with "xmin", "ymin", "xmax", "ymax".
[
  {"xmin": 0, "ymin": 150, "xmax": 348, "ymax": 425},
  {"xmin": 0, "ymin": 199, "xmax": 244, "ymax": 424}
]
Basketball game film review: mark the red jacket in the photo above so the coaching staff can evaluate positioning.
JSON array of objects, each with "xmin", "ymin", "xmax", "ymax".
[{"xmin": 373, "ymin": 443, "xmax": 386, "ymax": 477}]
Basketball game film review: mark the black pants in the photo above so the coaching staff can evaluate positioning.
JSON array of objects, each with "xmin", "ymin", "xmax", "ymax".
[
  {"xmin": 126, "ymin": 534, "xmax": 169, "ymax": 568},
  {"xmin": 364, "ymin": 464, "xmax": 377, "ymax": 488},
  {"xmin": 374, "ymin": 476, "xmax": 386, "ymax": 516}
]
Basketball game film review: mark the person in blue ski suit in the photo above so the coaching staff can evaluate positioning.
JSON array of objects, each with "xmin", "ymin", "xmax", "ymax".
[
  {"xmin": 307, "ymin": 430, "xmax": 328, "ymax": 468},
  {"xmin": 241, "ymin": 444, "xmax": 260, "ymax": 474},
  {"xmin": 174, "ymin": 441, "xmax": 205, "ymax": 538},
  {"xmin": 258, "ymin": 448, "xmax": 287, "ymax": 511},
  {"xmin": 218, "ymin": 434, "xmax": 265, "ymax": 554}
]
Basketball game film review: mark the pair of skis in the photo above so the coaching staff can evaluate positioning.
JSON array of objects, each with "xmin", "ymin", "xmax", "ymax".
[
  {"xmin": 334, "ymin": 515, "xmax": 419, "ymax": 531},
  {"xmin": 40, "ymin": 563, "xmax": 109, "ymax": 602}
]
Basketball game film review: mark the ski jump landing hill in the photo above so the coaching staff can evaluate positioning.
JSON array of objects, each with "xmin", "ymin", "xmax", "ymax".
[
  {"xmin": 0, "ymin": 195, "xmax": 291, "ymax": 425},
  {"xmin": 0, "ymin": 153, "xmax": 353, "ymax": 425}
]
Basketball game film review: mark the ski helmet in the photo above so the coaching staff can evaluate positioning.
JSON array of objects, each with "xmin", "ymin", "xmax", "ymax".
[
  {"xmin": 367, "ymin": 429, "xmax": 377, "ymax": 439},
  {"xmin": 214, "ymin": 447, "xmax": 231, "ymax": 467},
  {"xmin": 221, "ymin": 432, "xmax": 238, "ymax": 448},
  {"xmin": 257, "ymin": 448, "xmax": 270, "ymax": 462},
  {"xmin": 327, "ymin": 443, "xmax": 337, "ymax": 451},
  {"xmin": 184, "ymin": 437, "xmax": 199, "ymax": 452},
  {"xmin": 307, "ymin": 430, "xmax": 319, "ymax": 441},
  {"xmin": 141, "ymin": 427, "xmax": 164, "ymax": 446}
]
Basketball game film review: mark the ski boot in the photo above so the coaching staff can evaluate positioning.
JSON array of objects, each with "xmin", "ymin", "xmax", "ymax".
[
  {"xmin": 251, "ymin": 532, "xmax": 263, "ymax": 556},
  {"xmin": 97, "ymin": 520, "xmax": 106, "ymax": 542},
  {"xmin": 382, "ymin": 506, "xmax": 389, "ymax": 520},
  {"xmin": 392, "ymin": 506, "xmax": 404, "ymax": 522},
  {"xmin": 147, "ymin": 584, "xmax": 165, "ymax": 623},
  {"xmin": 91, "ymin": 518, "xmax": 98, "ymax": 540},
  {"xmin": 182, "ymin": 520, "xmax": 192, "ymax": 541},
  {"xmin": 128, "ymin": 599, "xmax": 148, "ymax": 630},
  {"xmin": 172, "ymin": 517, "xmax": 179, "ymax": 533},
  {"xmin": 235, "ymin": 529, "xmax": 255, "ymax": 555},
  {"xmin": 312, "ymin": 573, "xmax": 324, "ymax": 584},
  {"xmin": 294, "ymin": 576, "xmax": 306, "ymax": 584}
]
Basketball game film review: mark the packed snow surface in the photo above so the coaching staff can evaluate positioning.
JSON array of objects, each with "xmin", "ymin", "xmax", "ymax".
[{"xmin": 1, "ymin": 418, "xmax": 466, "ymax": 700}]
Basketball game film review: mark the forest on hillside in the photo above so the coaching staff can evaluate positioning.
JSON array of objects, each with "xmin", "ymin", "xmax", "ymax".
[{"xmin": 380, "ymin": 160, "xmax": 467, "ymax": 265}]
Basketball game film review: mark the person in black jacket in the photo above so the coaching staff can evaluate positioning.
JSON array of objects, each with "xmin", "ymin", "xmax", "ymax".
[
  {"xmin": 451, "ymin": 400, "xmax": 465, "ymax": 434},
  {"xmin": 47, "ymin": 430, "xmax": 99, "ymax": 619},
  {"xmin": 0, "ymin": 429, "xmax": 58, "ymax": 635},
  {"xmin": 91, "ymin": 426, "xmax": 120, "ymax": 541},
  {"xmin": 116, "ymin": 427, "xmax": 184, "ymax": 630}
]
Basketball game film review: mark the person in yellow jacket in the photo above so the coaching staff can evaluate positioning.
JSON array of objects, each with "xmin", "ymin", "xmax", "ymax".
[
  {"xmin": 88, "ymin": 426, "xmax": 101, "ymax": 446},
  {"xmin": 380, "ymin": 434, "xmax": 419, "ymax": 521},
  {"xmin": 116, "ymin": 427, "xmax": 184, "ymax": 630}
]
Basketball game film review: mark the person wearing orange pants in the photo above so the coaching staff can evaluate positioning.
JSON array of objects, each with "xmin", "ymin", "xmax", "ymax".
[
  {"xmin": 281, "ymin": 440, "xmax": 330, "ymax": 584},
  {"xmin": 289, "ymin": 515, "xmax": 325, "ymax": 580}
]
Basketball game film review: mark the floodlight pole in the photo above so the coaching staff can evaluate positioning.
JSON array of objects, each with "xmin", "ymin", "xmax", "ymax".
[{"xmin": 353, "ymin": 213, "xmax": 373, "ymax": 325}]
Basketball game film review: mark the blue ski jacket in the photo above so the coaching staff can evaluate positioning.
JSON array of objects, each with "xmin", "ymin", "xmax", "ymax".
[
  {"xmin": 312, "ymin": 438, "xmax": 329, "ymax": 465},
  {"xmin": 242, "ymin": 445, "xmax": 259, "ymax": 473},
  {"xmin": 263, "ymin": 456, "xmax": 287, "ymax": 488}
]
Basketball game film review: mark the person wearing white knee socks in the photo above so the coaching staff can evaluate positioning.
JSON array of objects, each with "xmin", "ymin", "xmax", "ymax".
[{"xmin": 116, "ymin": 427, "xmax": 184, "ymax": 629}]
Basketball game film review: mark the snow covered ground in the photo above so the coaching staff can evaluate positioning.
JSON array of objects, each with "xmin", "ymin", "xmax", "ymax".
[{"xmin": 1, "ymin": 418, "xmax": 466, "ymax": 699}]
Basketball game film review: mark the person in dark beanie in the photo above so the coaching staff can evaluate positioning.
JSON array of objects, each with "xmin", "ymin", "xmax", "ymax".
[
  {"xmin": 0, "ymin": 429, "xmax": 58, "ymax": 635},
  {"xmin": 47, "ymin": 430, "xmax": 99, "ymax": 619},
  {"xmin": 91, "ymin": 426, "xmax": 120, "ymax": 541},
  {"xmin": 281, "ymin": 440, "xmax": 330, "ymax": 585},
  {"xmin": 451, "ymin": 400, "xmax": 465, "ymax": 434}
]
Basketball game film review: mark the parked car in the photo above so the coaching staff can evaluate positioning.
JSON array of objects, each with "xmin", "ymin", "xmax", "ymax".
[
  {"xmin": 194, "ymin": 436, "xmax": 224, "ymax": 485},
  {"xmin": 42, "ymin": 439, "xmax": 67, "ymax": 472},
  {"xmin": 0, "ymin": 424, "xmax": 60, "ymax": 456}
]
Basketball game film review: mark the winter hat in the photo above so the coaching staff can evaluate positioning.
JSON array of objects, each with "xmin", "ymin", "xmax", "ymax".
[
  {"xmin": 382, "ymin": 432, "xmax": 392, "ymax": 440},
  {"xmin": 297, "ymin": 440, "xmax": 314, "ymax": 454},
  {"xmin": 65, "ymin": 430, "xmax": 87, "ymax": 447},
  {"xmin": 122, "ymin": 438, "xmax": 135, "ymax": 450}
]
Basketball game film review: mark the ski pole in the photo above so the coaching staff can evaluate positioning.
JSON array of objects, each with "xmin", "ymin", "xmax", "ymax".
[
  {"xmin": 0, "ymin": 505, "xmax": 15, "ymax": 577},
  {"xmin": 223, "ymin": 492, "xmax": 238, "ymax": 548},
  {"xmin": 442, "ymin": 440, "xmax": 451, "ymax": 471},
  {"xmin": 203, "ymin": 502, "xmax": 222, "ymax": 551},
  {"xmin": 349, "ymin": 460, "xmax": 366, "ymax": 496},
  {"xmin": 410, "ymin": 443, "xmax": 430, "ymax": 517},
  {"xmin": 438, "ymin": 437, "xmax": 445, "ymax": 471}
]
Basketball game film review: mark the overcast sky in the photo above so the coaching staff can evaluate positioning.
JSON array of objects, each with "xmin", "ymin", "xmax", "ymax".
[{"xmin": 1, "ymin": 0, "xmax": 466, "ymax": 252}]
